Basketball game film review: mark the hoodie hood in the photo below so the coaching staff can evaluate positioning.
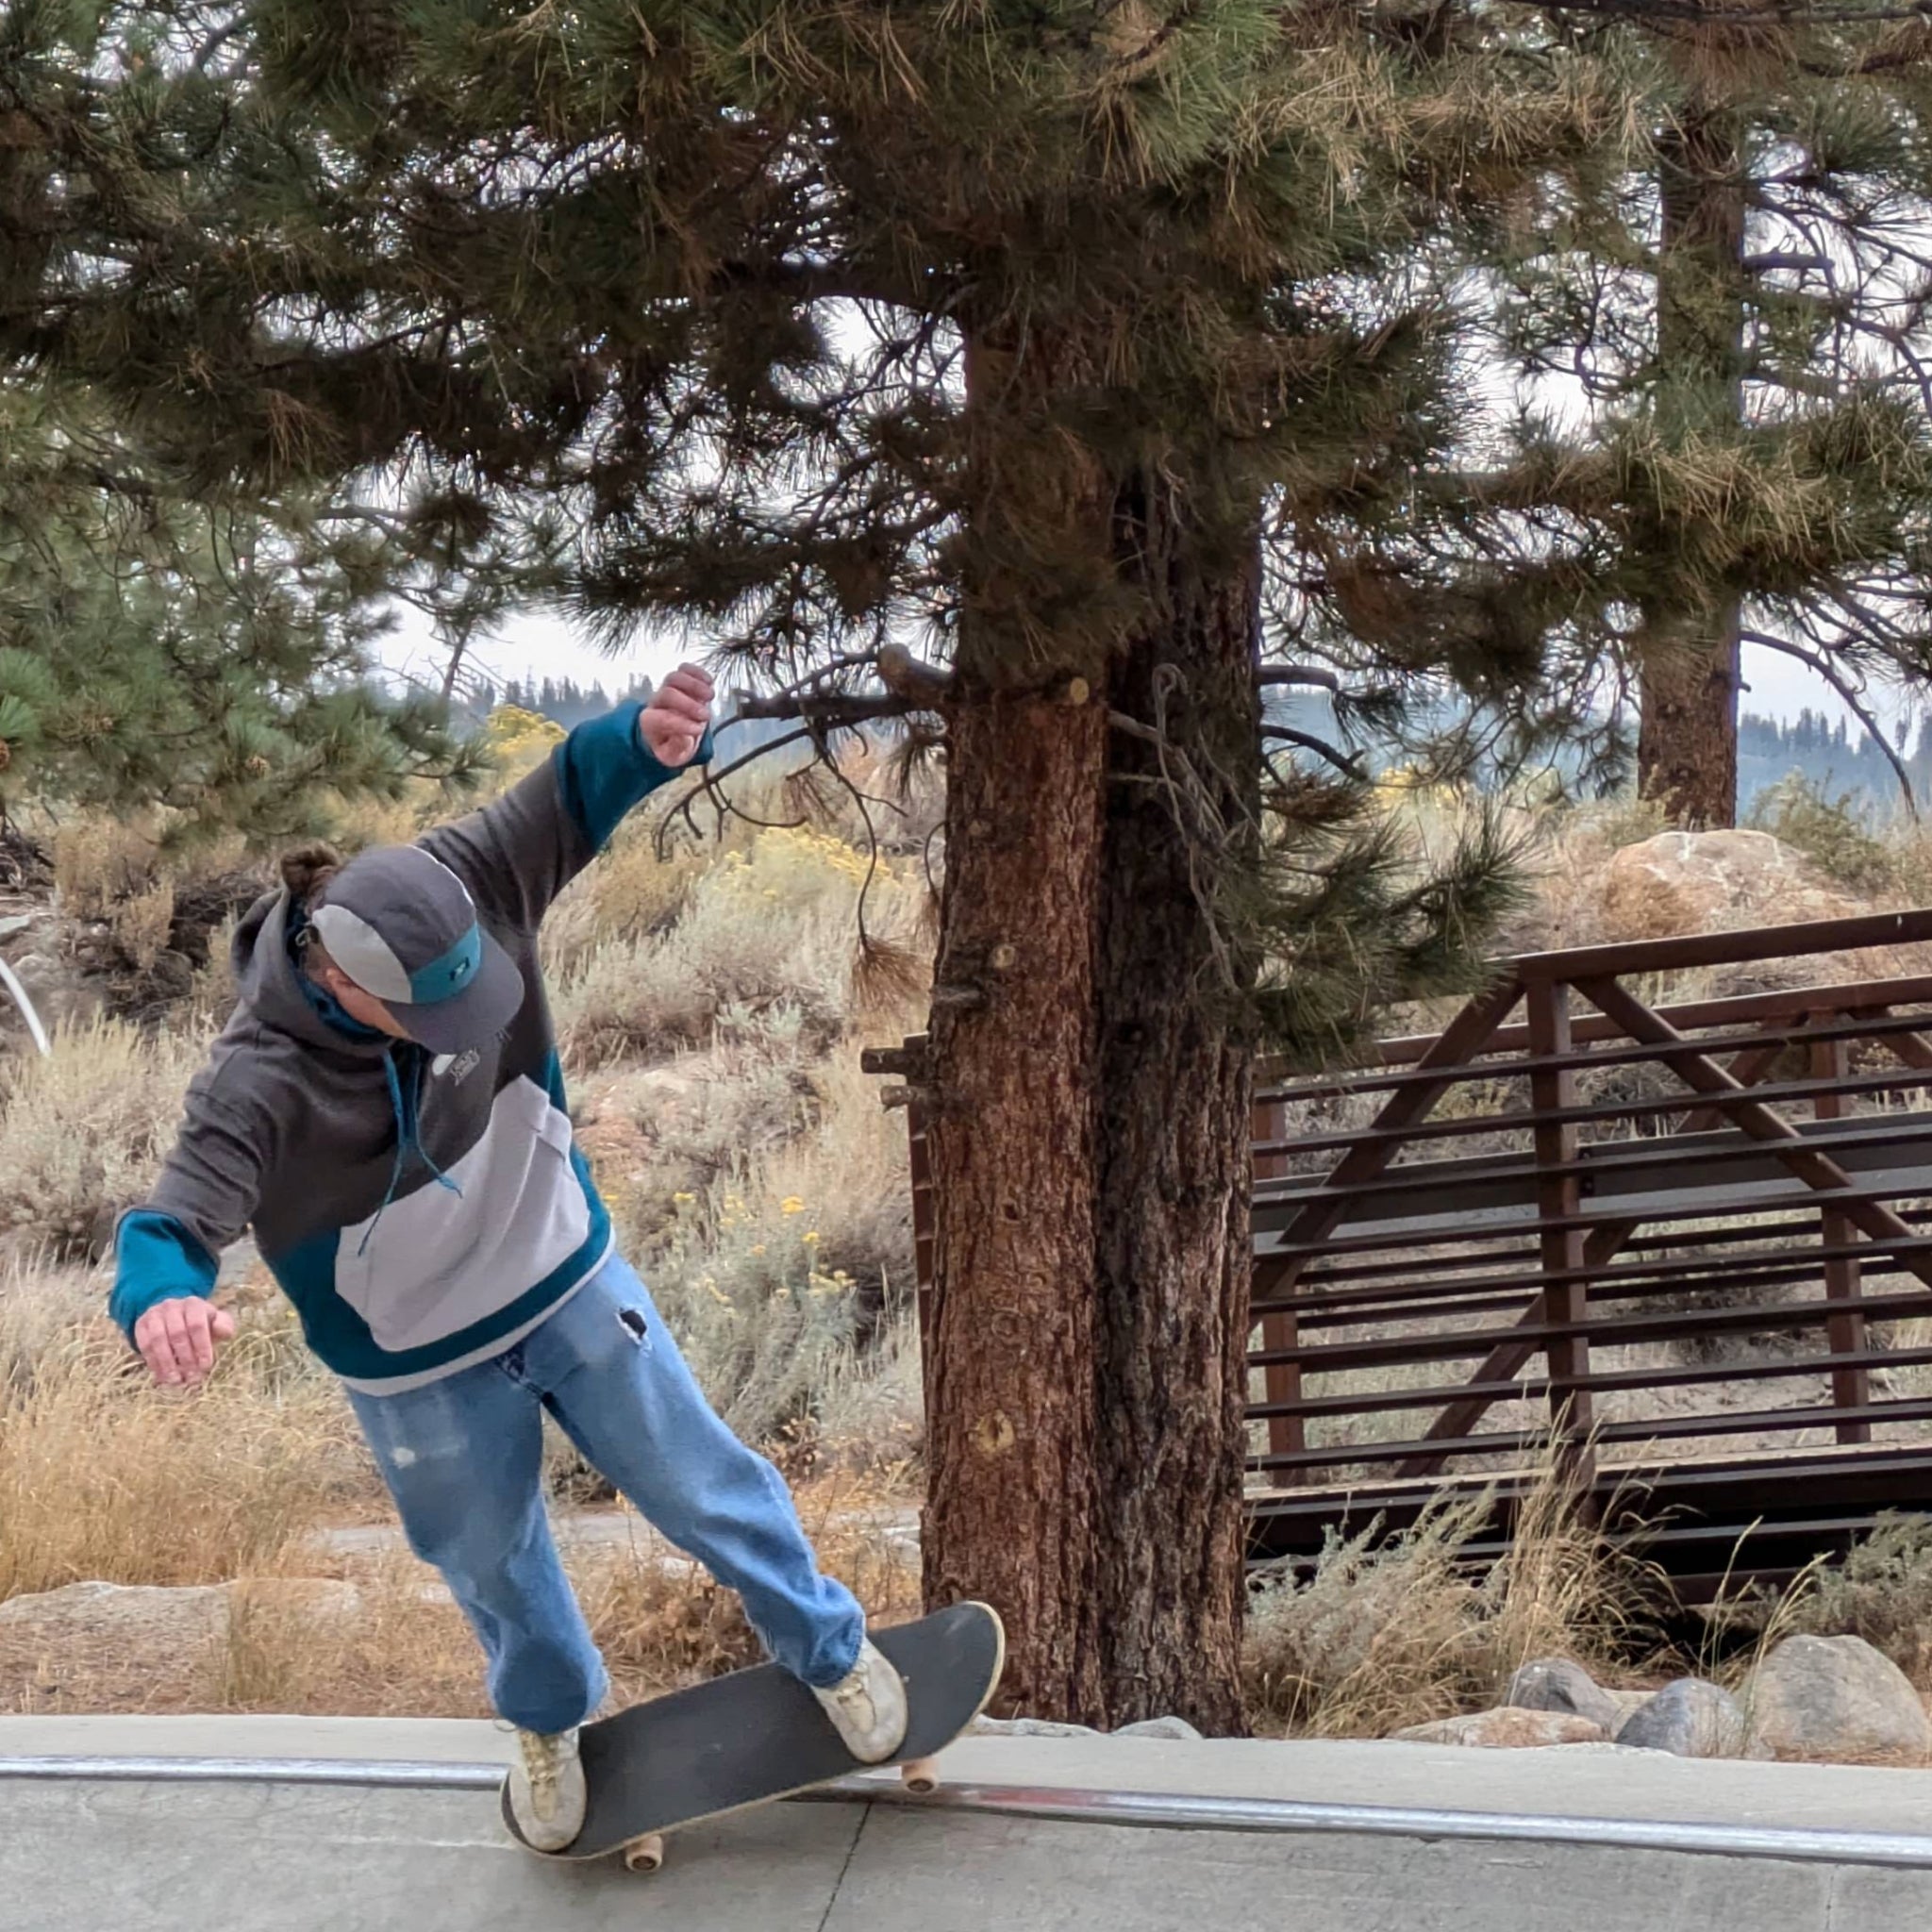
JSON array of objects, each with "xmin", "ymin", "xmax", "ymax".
[{"xmin": 232, "ymin": 890, "xmax": 392, "ymax": 1057}]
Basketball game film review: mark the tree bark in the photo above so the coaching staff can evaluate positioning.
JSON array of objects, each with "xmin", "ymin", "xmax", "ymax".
[
  {"xmin": 1090, "ymin": 491, "xmax": 1258, "ymax": 1735},
  {"xmin": 921, "ymin": 328, "xmax": 1256, "ymax": 1729},
  {"xmin": 921, "ymin": 682, "xmax": 1109, "ymax": 1723},
  {"xmin": 1636, "ymin": 106, "xmax": 1746, "ymax": 830}
]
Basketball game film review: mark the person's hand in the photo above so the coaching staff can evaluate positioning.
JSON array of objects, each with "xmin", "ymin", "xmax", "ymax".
[
  {"xmin": 134, "ymin": 1296, "xmax": 236, "ymax": 1388},
  {"xmin": 639, "ymin": 665, "xmax": 714, "ymax": 768}
]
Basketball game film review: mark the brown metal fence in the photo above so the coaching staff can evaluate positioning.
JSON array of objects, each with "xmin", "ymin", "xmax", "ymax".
[{"xmin": 881, "ymin": 908, "xmax": 1932, "ymax": 1596}]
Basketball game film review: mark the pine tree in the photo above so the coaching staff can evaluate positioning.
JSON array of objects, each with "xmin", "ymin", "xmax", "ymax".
[
  {"xmin": 0, "ymin": 0, "xmax": 594, "ymax": 841},
  {"xmin": 11, "ymin": 0, "xmax": 1660, "ymax": 1722},
  {"xmin": 0, "ymin": 378, "xmax": 496, "ymax": 843},
  {"xmin": 1496, "ymin": 14, "xmax": 1932, "ymax": 825}
]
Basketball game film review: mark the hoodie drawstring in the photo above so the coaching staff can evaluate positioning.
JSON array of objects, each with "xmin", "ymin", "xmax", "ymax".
[{"xmin": 357, "ymin": 1046, "xmax": 462, "ymax": 1257}]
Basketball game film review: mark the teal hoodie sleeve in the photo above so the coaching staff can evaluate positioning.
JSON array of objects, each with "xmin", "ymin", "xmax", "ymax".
[
  {"xmin": 423, "ymin": 702, "xmax": 713, "ymax": 932},
  {"xmin": 110, "ymin": 1073, "xmax": 267, "ymax": 1341},
  {"xmin": 110, "ymin": 1212, "xmax": 220, "ymax": 1338}
]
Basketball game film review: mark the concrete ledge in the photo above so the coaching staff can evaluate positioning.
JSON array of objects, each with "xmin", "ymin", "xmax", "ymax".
[
  {"xmin": 6, "ymin": 1714, "xmax": 1932, "ymax": 1834},
  {"xmin": 7, "ymin": 1719, "xmax": 1932, "ymax": 1932}
]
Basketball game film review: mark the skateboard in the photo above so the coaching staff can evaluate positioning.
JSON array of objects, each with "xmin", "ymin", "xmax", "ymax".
[{"xmin": 501, "ymin": 1599, "xmax": 1005, "ymax": 1869}]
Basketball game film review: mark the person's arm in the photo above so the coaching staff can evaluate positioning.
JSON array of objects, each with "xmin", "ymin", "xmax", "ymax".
[
  {"xmin": 422, "ymin": 668, "xmax": 716, "ymax": 932},
  {"xmin": 110, "ymin": 1074, "xmax": 265, "ymax": 1386}
]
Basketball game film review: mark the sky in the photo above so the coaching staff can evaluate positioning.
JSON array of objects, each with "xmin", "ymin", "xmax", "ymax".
[{"xmin": 376, "ymin": 598, "xmax": 1906, "ymax": 734}]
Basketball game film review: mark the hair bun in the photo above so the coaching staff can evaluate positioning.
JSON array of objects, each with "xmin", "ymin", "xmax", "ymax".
[{"xmin": 279, "ymin": 841, "xmax": 344, "ymax": 903}]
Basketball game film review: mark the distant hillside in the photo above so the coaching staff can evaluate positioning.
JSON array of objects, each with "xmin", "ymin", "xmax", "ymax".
[
  {"xmin": 1267, "ymin": 689, "xmax": 1917, "ymax": 823},
  {"xmin": 1739, "ymin": 710, "xmax": 1924, "ymax": 822},
  {"xmin": 471, "ymin": 673, "xmax": 811, "ymax": 769}
]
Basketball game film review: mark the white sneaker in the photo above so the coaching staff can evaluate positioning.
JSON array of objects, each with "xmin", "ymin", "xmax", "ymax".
[
  {"xmin": 507, "ymin": 1725, "xmax": 587, "ymax": 1851},
  {"xmin": 812, "ymin": 1638, "xmax": 908, "ymax": 1763}
]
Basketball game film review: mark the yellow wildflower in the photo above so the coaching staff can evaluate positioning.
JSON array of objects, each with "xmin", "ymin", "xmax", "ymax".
[{"xmin": 780, "ymin": 1196, "xmax": 806, "ymax": 1215}]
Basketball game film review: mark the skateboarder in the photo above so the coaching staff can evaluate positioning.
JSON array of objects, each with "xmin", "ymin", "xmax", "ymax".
[{"xmin": 108, "ymin": 667, "xmax": 908, "ymax": 1851}]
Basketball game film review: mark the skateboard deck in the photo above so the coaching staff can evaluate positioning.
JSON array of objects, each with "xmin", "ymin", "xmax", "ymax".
[{"xmin": 502, "ymin": 1599, "xmax": 1005, "ymax": 1864}]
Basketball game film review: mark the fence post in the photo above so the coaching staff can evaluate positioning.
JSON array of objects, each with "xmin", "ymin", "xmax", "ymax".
[
  {"xmin": 1525, "ymin": 977, "xmax": 1595, "ymax": 1486},
  {"xmin": 1252, "ymin": 1095, "xmax": 1305, "ymax": 1473},
  {"xmin": 1810, "ymin": 1032, "xmax": 1873, "ymax": 1445}
]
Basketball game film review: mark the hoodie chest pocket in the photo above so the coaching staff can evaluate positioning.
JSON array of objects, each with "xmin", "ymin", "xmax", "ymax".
[{"xmin": 333, "ymin": 1075, "xmax": 591, "ymax": 1354}]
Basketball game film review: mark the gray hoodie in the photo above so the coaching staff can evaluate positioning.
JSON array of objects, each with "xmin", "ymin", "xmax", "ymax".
[{"xmin": 110, "ymin": 703, "xmax": 700, "ymax": 1391}]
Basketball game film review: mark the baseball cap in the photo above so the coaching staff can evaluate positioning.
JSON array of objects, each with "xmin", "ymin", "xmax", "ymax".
[{"xmin": 308, "ymin": 846, "xmax": 525, "ymax": 1053}]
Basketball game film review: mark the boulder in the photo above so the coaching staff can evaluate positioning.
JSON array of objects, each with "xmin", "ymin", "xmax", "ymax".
[
  {"xmin": 1391, "ymin": 1709, "xmax": 1608, "ymax": 1749},
  {"xmin": 1504, "ymin": 1657, "xmax": 1624, "ymax": 1736},
  {"xmin": 0, "ymin": 1579, "xmax": 229, "ymax": 1649},
  {"xmin": 1606, "ymin": 1688, "xmax": 1662, "ymax": 1733},
  {"xmin": 1745, "ymin": 1635, "xmax": 1932, "ymax": 1763},
  {"xmin": 1595, "ymin": 831, "xmax": 1859, "ymax": 945},
  {"xmin": 1, "ymin": 945, "xmax": 102, "ymax": 1033},
  {"xmin": 1615, "ymin": 1678, "xmax": 1750, "ymax": 1759},
  {"xmin": 970, "ymin": 1712, "xmax": 1203, "ymax": 1740}
]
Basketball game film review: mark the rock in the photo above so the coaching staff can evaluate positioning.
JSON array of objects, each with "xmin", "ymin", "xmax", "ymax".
[
  {"xmin": 1605, "ymin": 1688, "xmax": 1661, "ymax": 1733},
  {"xmin": 1745, "ymin": 1635, "xmax": 1932, "ymax": 1763},
  {"xmin": 1615, "ymin": 1678, "xmax": 1750, "ymax": 1758},
  {"xmin": 969, "ymin": 1712, "xmax": 1205, "ymax": 1740},
  {"xmin": 1113, "ymin": 1716, "xmax": 1205, "ymax": 1741},
  {"xmin": 0, "ymin": 911, "xmax": 38, "ymax": 941},
  {"xmin": 1391, "ymin": 1709, "xmax": 1608, "ymax": 1749},
  {"xmin": 1504, "ymin": 1657, "xmax": 1624, "ymax": 1735},
  {"xmin": 2, "ymin": 946, "xmax": 103, "ymax": 1032},
  {"xmin": 968, "ymin": 1714, "xmax": 1103, "ymax": 1738},
  {"xmin": 0, "ymin": 1580, "xmax": 229, "ymax": 1650},
  {"xmin": 0, "ymin": 1578, "xmax": 359, "ymax": 1709},
  {"xmin": 1595, "ymin": 831, "xmax": 1860, "ymax": 944}
]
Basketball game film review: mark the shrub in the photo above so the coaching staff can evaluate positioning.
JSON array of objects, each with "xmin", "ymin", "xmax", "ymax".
[
  {"xmin": 552, "ymin": 821, "xmax": 921, "ymax": 1066},
  {"xmin": 646, "ymin": 1182, "xmax": 866, "ymax": 1445},
  {"xmin": 0, "ymin": 1019, "xmax": 201, "ymax": 1257},
  {"xmin": 1760, "ymin": 1513, "xmax": 1932, "ymax": 1684},
  {"xmin": 1747, "ymin": 772, "xmax": 1898, "ymax": 896}
]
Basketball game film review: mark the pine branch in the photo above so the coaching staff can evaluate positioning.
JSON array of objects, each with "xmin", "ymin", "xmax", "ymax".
[
  {"xmin": 1260, "ymin": 724, "xmax": 1368, "ymax": 779},
  {"xmin": 1257, "ymin": 663, "xmax": 1341, "ymax": 693}
]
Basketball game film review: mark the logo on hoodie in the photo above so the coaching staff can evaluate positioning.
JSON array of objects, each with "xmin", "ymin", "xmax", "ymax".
[{"xmin": 432, "ymin": 1049, "xmax": 482, "ymax": 1087}]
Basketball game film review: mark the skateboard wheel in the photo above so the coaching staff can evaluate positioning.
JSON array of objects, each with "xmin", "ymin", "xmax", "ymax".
[
  {"xmin": 622, "ymin": 1833, "xmax": 666, "ymax": 1874},
  {"xmin": 900, "ymin": 1757, "xmax": 941, "ymax": 1796}
]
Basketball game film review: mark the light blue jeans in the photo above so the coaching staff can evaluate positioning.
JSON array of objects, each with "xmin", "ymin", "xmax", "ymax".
[{"xmin": 344, "ymin": 1252, "xmax": 865, "ymax": 1733}]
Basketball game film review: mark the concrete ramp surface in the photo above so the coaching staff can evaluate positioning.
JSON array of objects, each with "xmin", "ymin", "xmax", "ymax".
[{"xmin": 5, "ymin": 1719, "xmax": 1932, "ymax": 1931}]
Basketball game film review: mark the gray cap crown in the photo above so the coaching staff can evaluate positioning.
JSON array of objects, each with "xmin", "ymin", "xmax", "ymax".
[{"xmin": 309, "ymin": 845, "xmax": 524, "ymax": 1051}]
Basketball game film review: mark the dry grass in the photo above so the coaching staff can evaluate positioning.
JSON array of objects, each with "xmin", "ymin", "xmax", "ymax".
[
  {"xmin": 182, "ymin": 1467, "xmax": 921, "ymax": 1719},
  {"xmin": 1242, "ymin": 1454, "xmax": 1657, "ymax": 1737},
  {"xmin": 0, "ymin": 1312, "xmax": 363, "ymax": 1603}
]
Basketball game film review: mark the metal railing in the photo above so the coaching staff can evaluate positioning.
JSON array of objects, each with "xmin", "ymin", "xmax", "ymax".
[
  {"xmin": 879, "ymin": 908, "xmax": 1932, "ymax": 1590},
  {"xmin": 1249, "ymin": 909, "xmax": 1932, "ymax": 1502}
]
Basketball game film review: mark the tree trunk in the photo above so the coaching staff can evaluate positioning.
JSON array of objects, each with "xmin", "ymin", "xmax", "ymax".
[
  {"xmin": 1636, "ymin": 107, "xmax": 1745, "ymax": 830},
  {"xmin": 1090, "ymin": 491, "xmax": 1258, "ymax": 1735},
  {"xmin": 921, "ymin": 683, "xmax": 1110, "ymax": 1723},
  {"xmin": 922, "ymin": 326, "xmax": 1256, "ymax": 1727}
]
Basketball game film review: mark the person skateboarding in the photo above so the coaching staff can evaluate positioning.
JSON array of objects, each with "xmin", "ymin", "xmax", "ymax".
[{"xmin": 108, "ymin": 667, "xmax": 908, "ymax": 1852}]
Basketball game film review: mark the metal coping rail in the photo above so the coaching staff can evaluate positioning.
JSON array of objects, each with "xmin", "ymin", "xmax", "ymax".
[{"xmin": 6, "ymin": 1755, "xmax": 1932, "ymax": 1872}]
